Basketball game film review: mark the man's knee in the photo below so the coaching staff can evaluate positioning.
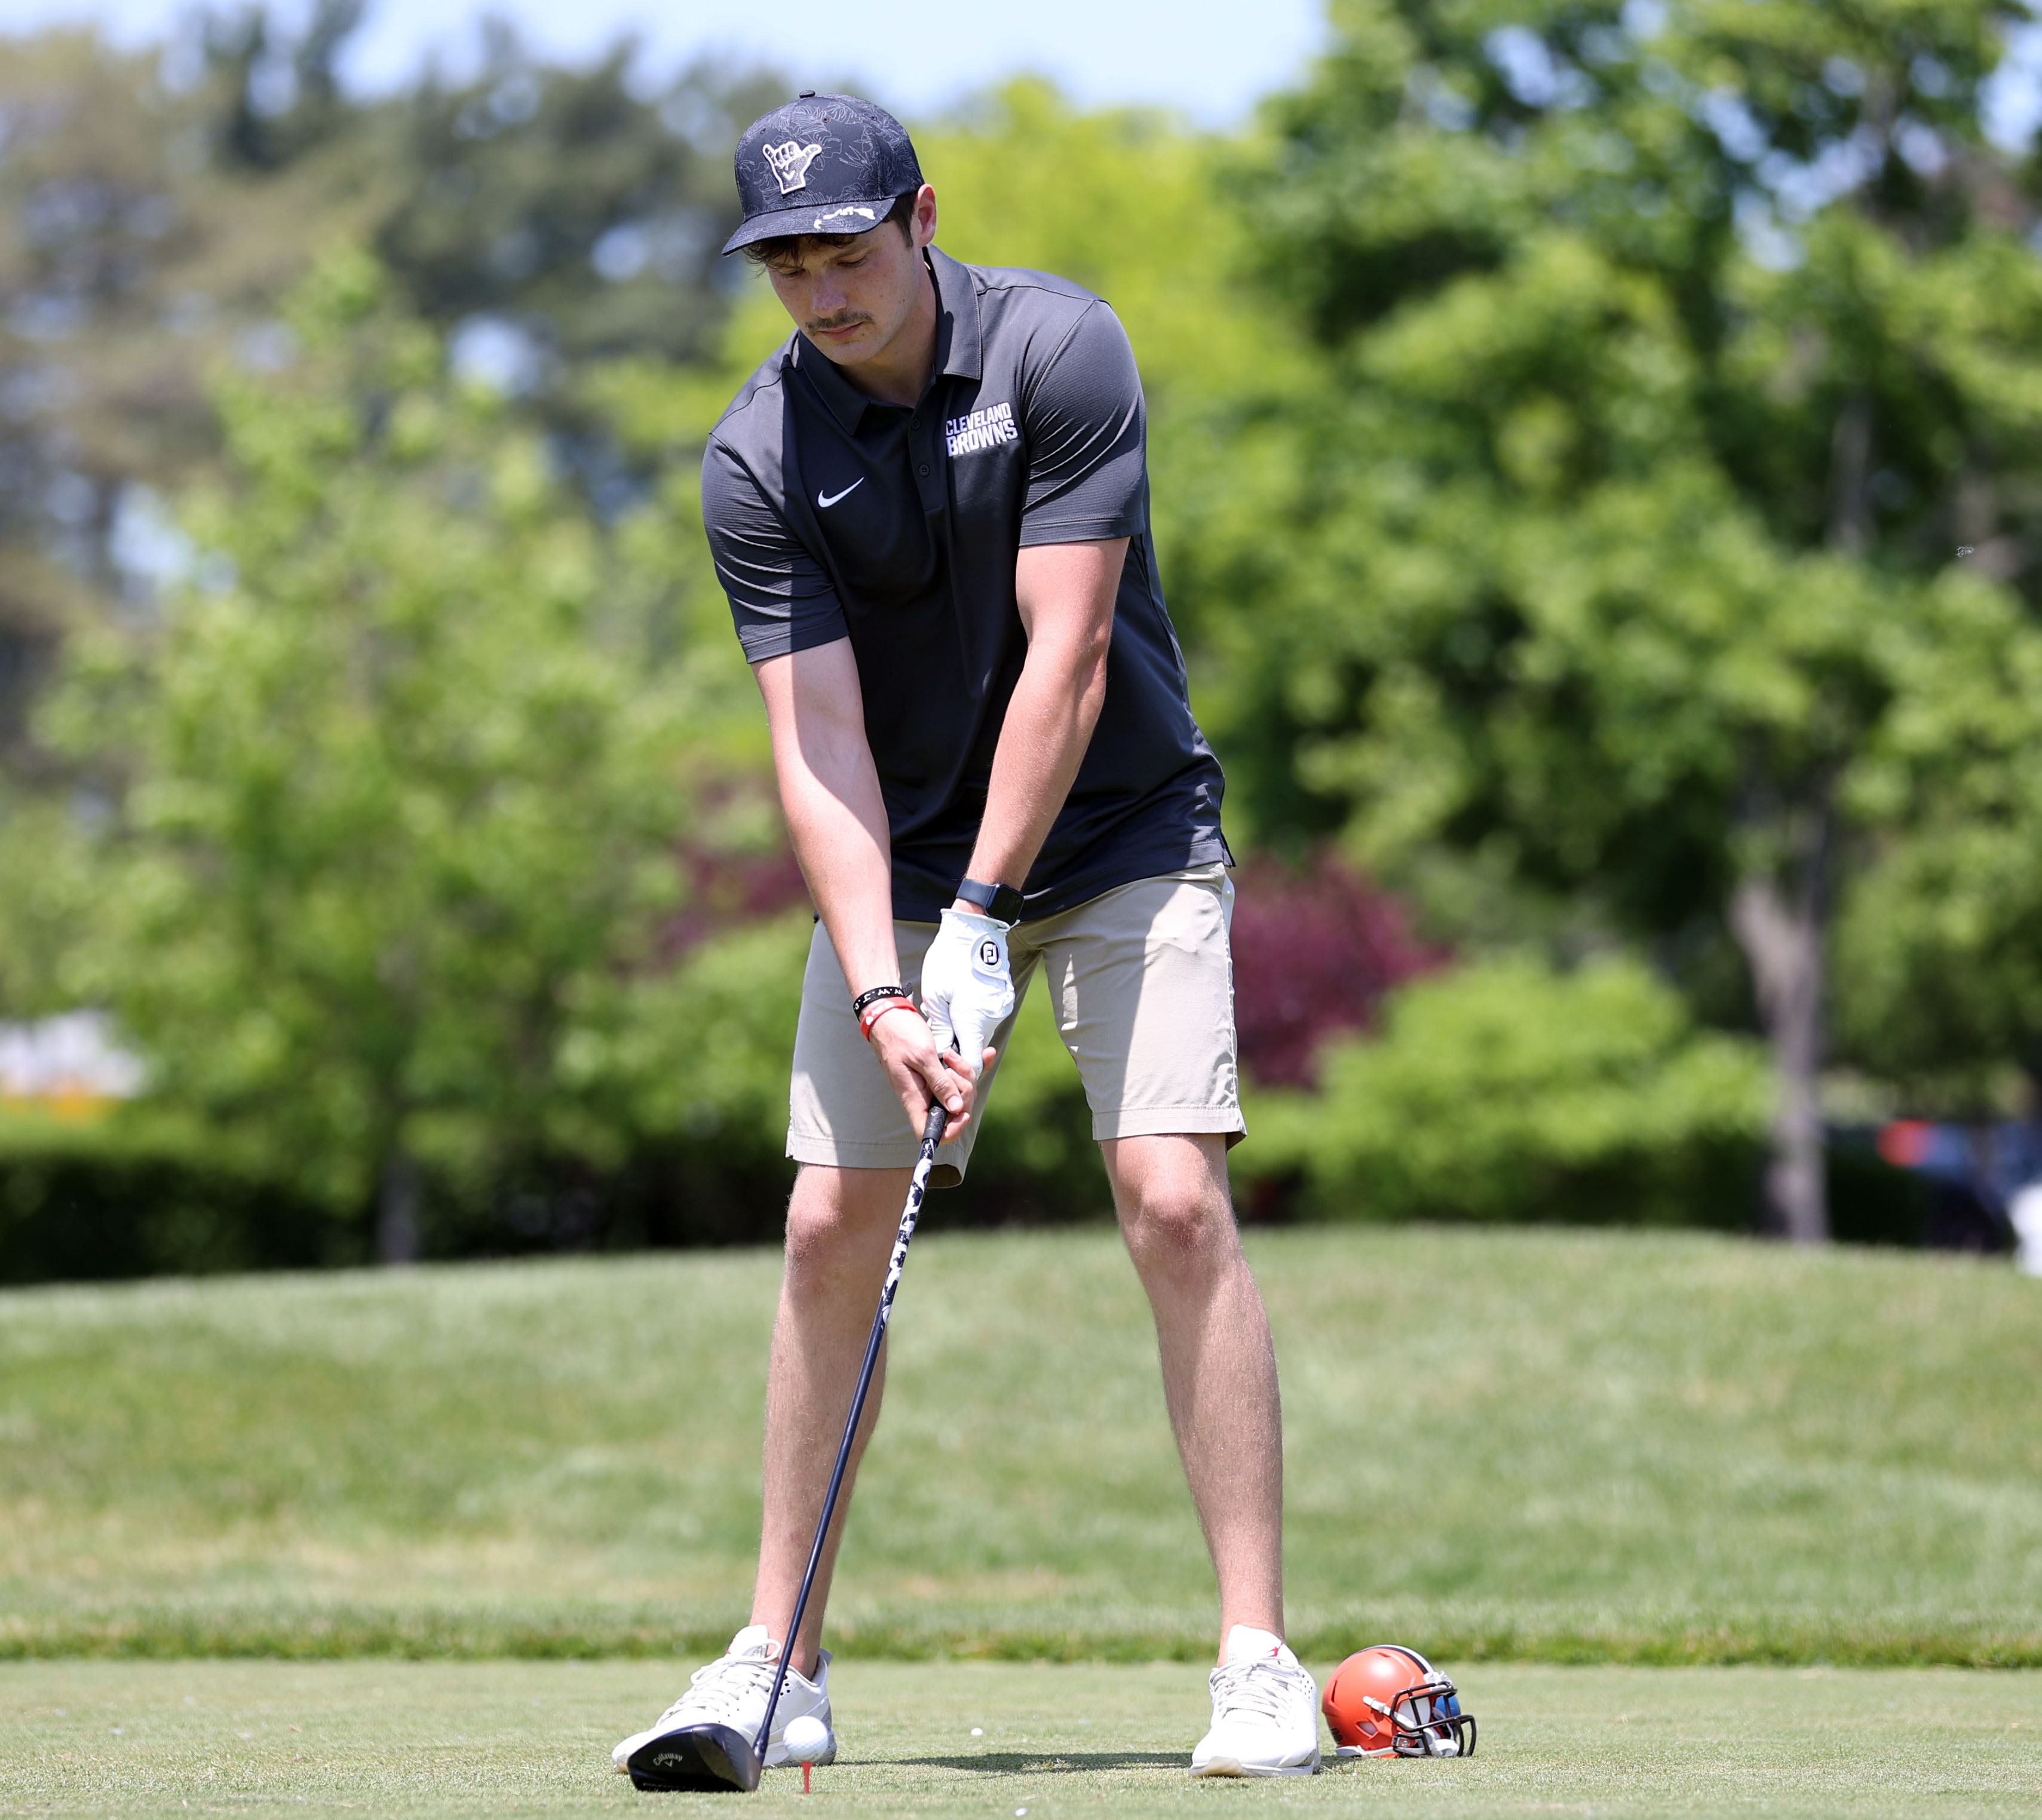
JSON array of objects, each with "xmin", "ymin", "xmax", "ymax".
[
  {"xmin": 783, "ymin": 1165, "xmax": 906, "ymax": 1277},
  {"xmin": 1106, "ymin": 1136, "xmax": 1241, "ymax": 1279},
  {"xmin": 1124, "ymin": 1200, "xmax": 1238, "ymax": 1290}
]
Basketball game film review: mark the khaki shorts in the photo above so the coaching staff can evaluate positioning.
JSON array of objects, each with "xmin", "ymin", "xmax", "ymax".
[{"xmin": 789, "ymin": 864, "xmax": 1244, "ymax": 1188}]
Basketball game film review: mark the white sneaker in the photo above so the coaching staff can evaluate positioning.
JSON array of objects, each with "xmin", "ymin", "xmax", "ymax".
[
  {"xmin": 611, "ymin": 1625, "xmax": 835, "ymax": 1774},
  {"xmin": 1189, "ymin": 1625, "xmax": 1321, "ymax": 1777}
]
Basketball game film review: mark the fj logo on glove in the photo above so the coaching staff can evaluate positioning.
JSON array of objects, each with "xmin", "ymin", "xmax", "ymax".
[{"xmin": 921, "ymin": 909, "xmax": 1015, "ymax": 1079}]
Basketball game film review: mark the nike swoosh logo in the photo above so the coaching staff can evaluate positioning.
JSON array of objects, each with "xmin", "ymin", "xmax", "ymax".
[{"xmin": 817, "ymin": 479, "xmax": 864, "ymax": 508}]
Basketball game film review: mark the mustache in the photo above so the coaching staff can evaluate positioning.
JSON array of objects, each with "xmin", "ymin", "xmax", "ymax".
[{"xmin": 805, "ymin": 311, "xmax": 872, "ymax": 335}]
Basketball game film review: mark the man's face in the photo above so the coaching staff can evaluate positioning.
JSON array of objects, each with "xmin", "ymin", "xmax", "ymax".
[{"xmin": 764, "ymin": 186, "xmax": 939, "ymax": 372}]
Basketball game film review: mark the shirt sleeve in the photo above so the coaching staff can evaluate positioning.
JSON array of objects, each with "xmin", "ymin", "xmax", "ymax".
[
  {"xmin": 701, "ymin": 437, "xmax": 849, "ymax": 663},
  {"xmin": 1017, "ymin": 301, "xmax": 1148, "ymax": 546}
]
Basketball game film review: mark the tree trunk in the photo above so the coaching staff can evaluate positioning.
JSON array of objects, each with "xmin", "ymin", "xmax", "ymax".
[
  {"xmin": 1728, "ymin": 814, "xmax": 1832, "ymax": 1245},
  {"xmin": 1828, "ymin": 391, "xmax": 1873, "ymax": 557},
  {"xmin": 1737, "ymin": 383, "xmax": 1875, "ymax": 1246},
  {"xmin": 376, "ymin": 1148, "xmax": 422, "ymax": 1266}
]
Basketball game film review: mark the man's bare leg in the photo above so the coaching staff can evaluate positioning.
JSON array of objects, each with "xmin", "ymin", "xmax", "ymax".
[
  {"xmin": 1102, "ymin": 1132, "xmax": 1284, "ymax": 1650},
  {"xmin": 749, "ymin": 1162, "xmax": 910, "ymax": 1676}
]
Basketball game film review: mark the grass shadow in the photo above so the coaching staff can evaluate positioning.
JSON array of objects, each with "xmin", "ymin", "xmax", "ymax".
[{"xmin": 881, "ymin": 1751, "xmax": 1186, "ymax": 1775}]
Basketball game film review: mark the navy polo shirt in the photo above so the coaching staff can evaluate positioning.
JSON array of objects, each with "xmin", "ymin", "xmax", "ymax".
[{"xmin": 701, "ymin": 246, "xmax": 1231, "ymax": 923}]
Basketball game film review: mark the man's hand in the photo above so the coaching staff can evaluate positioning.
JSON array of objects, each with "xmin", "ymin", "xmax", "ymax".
[
  {"xmin": 868, "ymin": 1004, "xmax": 997, "ymax": 1144},
  {"xmin": 919, "ymin": 909, "xmax": 1016, "ymax": 1080}
]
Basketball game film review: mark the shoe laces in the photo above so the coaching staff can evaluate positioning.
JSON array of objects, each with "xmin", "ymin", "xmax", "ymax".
[
  {"xmin": 654, "ymin": 1650, "xmax": 780, "ymax": 1731},
  {"xmin": 1209, "ymin": 1656, "xmax": 1312, "ymax": 1729}
]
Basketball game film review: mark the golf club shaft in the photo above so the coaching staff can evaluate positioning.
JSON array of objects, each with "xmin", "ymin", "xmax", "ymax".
[{"xmin": 752, "ymin": 1098, "xmax": 949, "ymax": 1761}]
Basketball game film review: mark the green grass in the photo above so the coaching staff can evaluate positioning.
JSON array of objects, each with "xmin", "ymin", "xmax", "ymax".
[
  {"xmin": 6, "ymin": 1660, "xmax": 2041, "ymax": 1817},
  {"xmin": 3, "ymin": 1227, "xmax": 2041, "ymax": 1663}
]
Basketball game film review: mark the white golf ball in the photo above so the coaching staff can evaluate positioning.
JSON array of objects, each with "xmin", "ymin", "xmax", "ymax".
[{"xmin": 783, "ymin": 1715, "xmax": 830, "ymax": 1763}]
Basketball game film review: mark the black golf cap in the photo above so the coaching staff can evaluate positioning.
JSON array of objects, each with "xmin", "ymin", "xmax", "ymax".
[{"xmin": 723, "ymin": 92, "xmax": 924, "ymax": 256}]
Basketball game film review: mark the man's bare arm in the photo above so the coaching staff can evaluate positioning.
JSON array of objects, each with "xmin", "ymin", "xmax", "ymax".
[
  {"xmin": 957, "ymin": 537, "xmax": 1126, "ymax": 898},
  {"xmin": 753, "ymin": 639, "xmax": 978, "ymax": 1136}
]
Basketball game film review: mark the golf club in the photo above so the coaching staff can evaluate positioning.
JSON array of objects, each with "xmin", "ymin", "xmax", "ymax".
[{"xmin": 627, "ymin": 1097, "xmax": 951, "ymax": 1794}]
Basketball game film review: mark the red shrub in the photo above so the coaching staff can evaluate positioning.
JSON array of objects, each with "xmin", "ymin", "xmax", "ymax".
[
  {"xmin": 658, "ymin": 842, "xmax": 811, "ymax": 963},
  {"xmin": 1229, "ymin": 852, "xmax": 1446, "ymax": 1087}
]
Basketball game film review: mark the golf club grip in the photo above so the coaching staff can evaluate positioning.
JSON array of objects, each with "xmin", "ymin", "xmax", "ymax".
[{"xmin": 753, "ymin": 1109, "xmax": 944, "ymax": 1760}]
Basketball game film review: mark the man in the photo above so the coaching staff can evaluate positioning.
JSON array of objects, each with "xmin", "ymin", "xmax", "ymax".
[{"xmin": 612, "ymin": 93, "xmax": 1318, "ymax": 1779}]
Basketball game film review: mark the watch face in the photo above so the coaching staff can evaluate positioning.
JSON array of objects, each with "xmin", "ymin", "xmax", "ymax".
[{"xmin": 962, "ymin": 879, "xmax": 1023, "ymax": 922}]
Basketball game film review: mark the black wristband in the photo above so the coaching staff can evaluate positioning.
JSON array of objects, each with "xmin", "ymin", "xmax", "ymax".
[
  {"xmin": 956, "ymin": 877, "xmax": 1025, "ymax": 924},
  {"xmin": 851, "ymin": 985, "xmax": 912, "ymax": 1016}
]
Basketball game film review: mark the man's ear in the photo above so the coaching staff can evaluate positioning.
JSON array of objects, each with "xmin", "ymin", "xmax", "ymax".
[{"xmin": 912, "ymin": 184, "xmax": 939, "ymax": 250}]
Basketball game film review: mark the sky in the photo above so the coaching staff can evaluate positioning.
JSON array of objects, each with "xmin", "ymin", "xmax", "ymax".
[{"xmin": 0, "ymin": 0, "xmax": 1330, "ymax": 124}]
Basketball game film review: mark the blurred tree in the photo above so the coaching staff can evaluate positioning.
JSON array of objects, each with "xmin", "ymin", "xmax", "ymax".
[
  {"xmin": 0, "ymin": 23, "xmax": 390, "ymax": 763},
  {"xmin": 1831, "ymin": 609, "xmax": 2042, "ymax": 1104},
  {"xmin": 377, "ymin": 29, "xmax": 786, "ymax": 372},
  {"xmin": 915, "ymin": 82, "xmax": 1306, "ymax": 407},
  {"xmin": 1244, "ymin": 952, "xmax": 1770, "ymax": 1225},
  {"xmin": 39, "ymin": 251, "xmax": 728, "ymax": 1262},
  {"xmin": 0, "ymin": 15, "xmax": 786, "ymax": 786},
  {"xmin": 1221, "ymin": 0, "xmax": 2042, "ymax": 1239},
  {"xmin": 202, "ymin": 0, "xmax": 368, "ymax": 173}
]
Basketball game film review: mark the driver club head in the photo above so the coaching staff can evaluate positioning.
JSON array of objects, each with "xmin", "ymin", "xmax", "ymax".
[{"xmin": 626, "ymin": 1723, "xmax": 764, "ymax": 1793}]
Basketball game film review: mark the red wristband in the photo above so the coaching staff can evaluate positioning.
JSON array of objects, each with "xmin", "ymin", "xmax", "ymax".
[{"xmin": 858, "ymin": 996, "xmax": 919, "ymax": 1042}]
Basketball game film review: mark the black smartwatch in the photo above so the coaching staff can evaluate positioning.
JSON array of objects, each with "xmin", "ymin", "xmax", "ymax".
[{"xmin": 955, "ymin": 876, "xmax": 1025, "ymax": 924}]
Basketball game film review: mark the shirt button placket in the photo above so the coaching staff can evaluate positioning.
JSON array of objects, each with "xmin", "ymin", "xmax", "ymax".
[{"xmin": 912, "ymin": 406, "xmax": 942, "ymax": 507}]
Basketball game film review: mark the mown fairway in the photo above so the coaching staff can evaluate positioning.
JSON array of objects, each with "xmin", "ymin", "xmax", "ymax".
[
  {"xmin": 5, "ymin": 1660, "xmax": 2040, "ymax": 1818},
  {"xmin": 4, "ymin": 1227, "xmax": 2041, "ymax": 1663}
]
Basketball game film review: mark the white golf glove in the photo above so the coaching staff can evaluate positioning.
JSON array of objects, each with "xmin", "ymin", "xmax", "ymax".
[{"xmin": 920, "ymin": 908, "xmax": 1015, "ymax": 1079}]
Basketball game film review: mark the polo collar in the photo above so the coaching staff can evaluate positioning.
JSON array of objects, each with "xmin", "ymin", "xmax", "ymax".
[
  {"xmin": 929, "ymin": 246, "xmax": 983, "ymax": 382},
  {"xmin": 791, "ymin": 245, "xmax": 982, "ymax": 433}
]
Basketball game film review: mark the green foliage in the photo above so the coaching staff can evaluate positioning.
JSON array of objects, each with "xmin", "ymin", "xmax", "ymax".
[
  {"xmin": 560, "ymin": 911, "xmax": 808, "ymax": 1162},
  {"xmin": 0, "ymin": 18, "xmax": 784, "ymax": 767},
  {"xmin": 11, "ymin": 26, "xmax": 2042, "ymax": 1260},
  {"xmin": 1830, "ymin": 581, "xmax": 2042, "ymax": 1096},
  {"xmin": 0, "ymin": 24, "xmax": 376, "ymax": 733},
  {"xmin": 0, "ymin": 793, "xmax": 99, "ymax": 1019},
  {"xmin": 1212, "ymin": 0, "xmax": 2042, "ymax": 901},
  {"xmin": 1244, "ymin": 954, "xmax": 1768, "ymax": 1224},
  {"xmin": 916, "ymin": 83, "xmax": 1317, "ymax": 685},
  {"xmin": 5, "ymin": 1227, "xmax": 2040, "ymax": 1663},
  {"xmin": 919, "ymin": 82, "xmax": 1310, "ymax": 411},
  {"xmin": 37, "ymin": 252, "xmax": 720, "ymax": 1224},
  {"xmin": 1192, "ymin": 0, "xmax": 2042, "ymax": 1237}
]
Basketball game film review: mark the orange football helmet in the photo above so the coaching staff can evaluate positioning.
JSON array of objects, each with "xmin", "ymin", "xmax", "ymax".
[{"xmin": 1322, "ymin": 1644, "xmax": 1475, "ymax": 1758}]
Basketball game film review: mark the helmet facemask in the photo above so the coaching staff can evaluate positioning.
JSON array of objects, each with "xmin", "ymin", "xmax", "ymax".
[{"xmin": 1376, "ymin": 1671, "xmax": 1476, "ymax": 1757}]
